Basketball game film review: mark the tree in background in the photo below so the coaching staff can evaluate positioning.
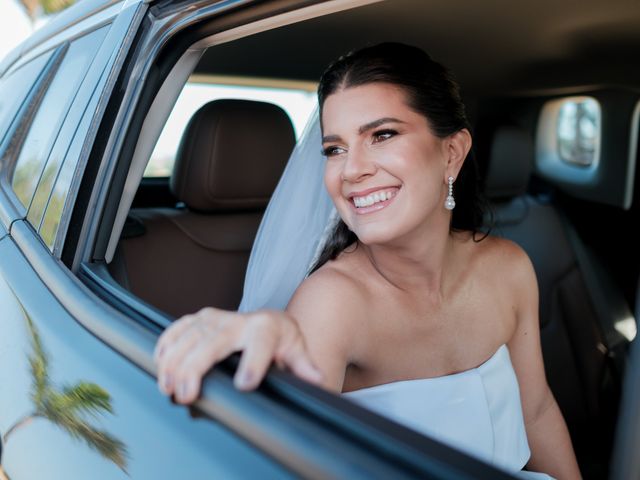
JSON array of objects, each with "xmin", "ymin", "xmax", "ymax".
[
  {"xmin": 0, "ymin": 312, "xmax": 128, "ymax": 480},
  {"xmin": 18, "ymin": 0, "xmax": 76, "ymax": 21}
]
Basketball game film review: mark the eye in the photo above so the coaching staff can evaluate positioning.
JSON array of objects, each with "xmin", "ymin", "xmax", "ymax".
[
  {"xmin": 372, "ymin": 129, "xmax": 397, "ymax": 143},
  {"xmin": 321, "ymin": 145, "xmax": 346, "ymax": 157}
]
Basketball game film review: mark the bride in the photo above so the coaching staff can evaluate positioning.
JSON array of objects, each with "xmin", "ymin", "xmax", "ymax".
[{"xmin": 154, "ymin": 42, "xmax": 581, "ymax": 479}]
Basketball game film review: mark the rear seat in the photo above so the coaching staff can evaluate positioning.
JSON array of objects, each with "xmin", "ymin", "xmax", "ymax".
[
  {"xmin": 112, "ymin": 99, "xmax": 294, "ymax": 317},
  {"xmin": 483, "ymin": 125, "xmax": 628, "ymax": 477}
]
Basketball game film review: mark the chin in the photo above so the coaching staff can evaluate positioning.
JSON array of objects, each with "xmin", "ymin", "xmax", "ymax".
[{"xmin": 350, "ymin": 226, "xmax": 399, "ymax": 247}]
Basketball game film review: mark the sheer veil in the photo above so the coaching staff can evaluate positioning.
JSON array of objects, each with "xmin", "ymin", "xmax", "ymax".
[{"xmin": 239, "ymin": 108, "xmax": 338, "ymax": 312}]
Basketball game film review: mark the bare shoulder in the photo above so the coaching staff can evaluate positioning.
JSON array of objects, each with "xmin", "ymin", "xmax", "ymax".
[
  {"xmin": 288, "ymin": 257, "xmax": 368, "ymax": 317},
  {"xmin": 448, "ymin": 234, "xmax": 538, "ymax": 343},
  {"xmin": 293, "ymin": 260, "xmax": 365, "ymax": 301},
  {"xmin": 472, "ymin": 235, "xmax": 539, "ymax": 331},
  {"xmin": 286, "ymin": 255, "xmax": 369, "ymax": 365},
  {"xmin": 474, "ymin": 235, "xmax": 536, "ymax": 287}
]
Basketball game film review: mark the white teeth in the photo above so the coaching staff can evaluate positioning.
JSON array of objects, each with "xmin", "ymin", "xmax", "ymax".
[{"xmin": 352, "ymin": 189, "xmax": 396, "ymax": 208}]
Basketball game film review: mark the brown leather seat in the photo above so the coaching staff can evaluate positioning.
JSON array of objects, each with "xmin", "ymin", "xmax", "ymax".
[{"xmin": 116, "ymin": 99, "xmax": 295, "ymax": 317}]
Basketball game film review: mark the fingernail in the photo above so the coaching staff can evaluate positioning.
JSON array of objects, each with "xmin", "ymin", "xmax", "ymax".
[
  {"xmin": 186, "ymin": 378, "xmax": 198, "ymax": 399},
  {"xmin": 235, "ymin": 370, "xmax": 254, "ymax": 389},
  {"xmin": 163, "ymin": 373, "xmax": 173, "ymax": 392},
  {"xmin": 156, "ymin": 345, "xmax": 165, "ymax": 359},
  {"xmin": 308, "ymin": 366, "xmax": 324, "ymax": 382},
  {"xmin": 183, "ymin": 378, "xmax": 197, "ymax": 398},
  {"xmin": 177, "ymin": 382, "xmax": 187, "ymax": 401}
]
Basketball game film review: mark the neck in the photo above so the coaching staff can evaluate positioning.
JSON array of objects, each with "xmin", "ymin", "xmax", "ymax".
[{"xmin": 360, "ymin": 213, "xmax": 459, "ymax": 301}]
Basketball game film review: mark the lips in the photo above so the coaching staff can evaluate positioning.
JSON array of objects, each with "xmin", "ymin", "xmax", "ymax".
[{"xmin": 347, "ymin": 186, "xmax": 400, "ymax": 214}]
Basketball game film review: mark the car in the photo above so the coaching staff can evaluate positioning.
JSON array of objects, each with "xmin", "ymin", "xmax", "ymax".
[{"xmin": 0, "ymin": 0, "xmax": 639, "ymax": 478}]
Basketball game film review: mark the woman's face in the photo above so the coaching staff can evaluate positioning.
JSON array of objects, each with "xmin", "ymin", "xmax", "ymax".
[{"xmin": 321, "ymin": 82, "xmax": 459, "ymax": 246}]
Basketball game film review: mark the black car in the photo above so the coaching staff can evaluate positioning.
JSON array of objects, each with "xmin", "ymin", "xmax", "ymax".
[{"xmin": 1, "ymin": 0, "xmax": 639, "ymax": 478}]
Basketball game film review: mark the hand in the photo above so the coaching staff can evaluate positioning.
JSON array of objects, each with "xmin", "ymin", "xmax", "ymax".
[{"xmin": 153, "ymin": 307, "xmax": 325, "ymax": 404}]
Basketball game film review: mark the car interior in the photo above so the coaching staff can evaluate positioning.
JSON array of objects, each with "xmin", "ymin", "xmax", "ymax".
[{"xmin": 95, "ymin": 0, "xmax": 640, "ymax": 478}]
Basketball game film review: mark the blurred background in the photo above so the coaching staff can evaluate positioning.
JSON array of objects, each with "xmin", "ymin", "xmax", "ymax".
[{"xmin": 0, "ymin": 0, "xmax": 76, "ymax": 61}]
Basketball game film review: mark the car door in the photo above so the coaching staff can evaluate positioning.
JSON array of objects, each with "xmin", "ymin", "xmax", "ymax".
[{"xmin": 0, "ymin": 1, "xmax": 529, "ymax": 479}]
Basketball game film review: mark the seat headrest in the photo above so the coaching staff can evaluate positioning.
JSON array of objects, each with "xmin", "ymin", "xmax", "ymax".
[
  {"xmin": 484, "ymin": 126, "xmax": 534, "ymax": 200},
  {"xmin": 170, "ymin": 99, "xmax": 295, "ymax": 212}
]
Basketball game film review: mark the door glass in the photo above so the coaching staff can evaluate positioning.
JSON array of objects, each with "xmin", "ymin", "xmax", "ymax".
[
  {"xmin": 0, "ymin": 52, "xmax": 52, "ymax": 151},
  {"xmin": 11, "ymin": 27, "xmax": 108, "ymax": 211},
  {"xmin": 39, "ymin": 91, "xmax": 99, "ymax": 250},
  {"xmin": 556, "ymin": 97, "xmax": 600, "ymax": 167}
]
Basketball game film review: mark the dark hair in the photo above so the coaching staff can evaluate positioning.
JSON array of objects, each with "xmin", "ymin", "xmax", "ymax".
[{"xmin": 310, "ymin": 42, "xmax": 489, "ymax": 274}]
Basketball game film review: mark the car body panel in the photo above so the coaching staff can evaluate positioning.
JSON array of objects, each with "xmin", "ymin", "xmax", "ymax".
[
  {"xmin": 2, "ymin": 220, "xmax": 516, "ymax": 478},
  {"xmin": 0, "ymin": 224, "xmax": 292, "ymax": 478}
]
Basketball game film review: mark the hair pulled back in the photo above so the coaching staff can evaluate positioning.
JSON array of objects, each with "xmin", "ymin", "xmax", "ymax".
[{"xmin": 310, "ymin": 42, "xmax": 488, "ymax": 274}]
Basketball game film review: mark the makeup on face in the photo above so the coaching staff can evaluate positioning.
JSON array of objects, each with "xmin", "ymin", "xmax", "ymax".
[{"xmin": 321, "ymin": 83, "xmax": 449, "ymax": 245}]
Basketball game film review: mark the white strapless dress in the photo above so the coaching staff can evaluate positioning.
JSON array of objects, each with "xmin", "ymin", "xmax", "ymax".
[{"xmin": 341, "ymin": 344, "xmax": 554, "ymax": 479}]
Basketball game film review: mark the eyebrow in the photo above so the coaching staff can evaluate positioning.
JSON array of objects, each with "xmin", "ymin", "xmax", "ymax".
[{"xmin": 322, "ymin": 117, "xmax": 406, "ymax": 143}]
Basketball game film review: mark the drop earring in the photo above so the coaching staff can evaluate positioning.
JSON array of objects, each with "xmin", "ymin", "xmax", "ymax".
[{"xmin": 445, "ymin": 176, "xmax": 456, "ymax": 210}]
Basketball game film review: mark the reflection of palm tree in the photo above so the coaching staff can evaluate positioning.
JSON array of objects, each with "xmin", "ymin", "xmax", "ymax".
[{"xmin": 0, "ymin": 312, "xmax": 128, "ymax": 478}]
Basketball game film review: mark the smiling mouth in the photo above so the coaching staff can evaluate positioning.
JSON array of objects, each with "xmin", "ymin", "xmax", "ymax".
[{"xmin": 349, "ymin": 187, "xmax": 400, "ymax": 213}]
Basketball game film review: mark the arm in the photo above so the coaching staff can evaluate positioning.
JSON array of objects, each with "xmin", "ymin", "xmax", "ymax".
[
  {"xmin": 154, "ymin": 265, "xmax": 361, "ymax": 403},
  {"xmin": 506, "ymin": 244, "xmax": 582, "ymax": 480},
  {"xmin": 285, "ymin": 267, "xmax": 365, "ymax": 392}
]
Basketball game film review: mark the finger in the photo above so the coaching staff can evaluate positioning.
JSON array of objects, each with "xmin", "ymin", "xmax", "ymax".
[
  {"xmin": 154, "ymin": 314, "xmax": 198, "ymax": 362},
  {"xmin": 172, "ymin": 326, "xmax": 245, "ymax": 404},
  {"xmin": 157, "ymin": 322, "xmax": 211, "ymax": 395},
  {"xmin": 154, "ymin": 307, "xmax": 226, "ymax": 362},
  {"xmin": 233, "ymin": 321, "xmax": 280, "ymax": 391}
]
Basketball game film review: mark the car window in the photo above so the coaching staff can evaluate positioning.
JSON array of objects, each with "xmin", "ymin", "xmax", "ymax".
[
  {"xmin": 556, "ymin": 97, "xmax": 600, "ymax": 167},
  {"xmin": 11, "ymin": 26, "xmax": 108, "ymax": 214},
  {"xmin": 145, "ymin": 79, "xmax": 317, "ymax": 177},
  {"xmin": 0, "ymin": 52, "xmax": 53, "ymax": 151},
  {"xmin": 39, "ymin": 87, "xmax": 102, "ymax": 251}
]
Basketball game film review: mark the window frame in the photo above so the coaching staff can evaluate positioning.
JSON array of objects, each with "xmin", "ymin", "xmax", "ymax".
[
  {"xmin": 535, "ymin": 95, "xmax": 602, "ymax": 183},
  {"xmin": 0, "ymin": 1, "xmax": 131, "ymax": 250},
  {"xmin": 0, "ymin": 45, "xmax": 67, "ymax": 220},
  {"xmin": 0, "ymin": 49, "xmax": 57, "ymax": 150},
  {"xmin": 40, "ymin": 5, "xmax": 145, "ymax": 257},
  {"xmin": 534, "ymin": 90, "xmax": 639, "ymax": 209},
  {"xmin": 24, "ymin": 25, "xmax": 111, "ymax": 225}
]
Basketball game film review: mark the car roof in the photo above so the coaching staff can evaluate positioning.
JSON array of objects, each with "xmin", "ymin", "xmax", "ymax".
[
  {"xmin": 195, "ymin": 0, "xmax": 640, "ymax": 96},
  {"xmin": 5, "ymin": 0, "xmax": 639, "ymax": 97}
]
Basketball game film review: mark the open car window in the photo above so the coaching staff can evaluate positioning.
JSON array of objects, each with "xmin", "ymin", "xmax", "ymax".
[{"xmin": 145, "ymin": 77, "xmax": 317, "ymax": 178}]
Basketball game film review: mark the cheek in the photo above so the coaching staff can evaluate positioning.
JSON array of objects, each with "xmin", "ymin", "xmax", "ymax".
[
  {"xmin": 323, "ymin": 163, "xmax": 353, "ymax": 224},
  {"xmin": 323, "ymin": 162, "xmax": 342, "ymax": 199}
]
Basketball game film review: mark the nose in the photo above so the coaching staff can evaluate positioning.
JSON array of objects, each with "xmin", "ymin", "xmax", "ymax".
[{"xmin": 341, "ymin": 145, "xmax": 377, "ymax": 183}]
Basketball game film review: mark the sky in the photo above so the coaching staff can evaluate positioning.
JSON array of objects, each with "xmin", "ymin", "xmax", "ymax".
[{"xmin": 0, "ymin": 0, "xmax": 34, "ymax": 62}]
